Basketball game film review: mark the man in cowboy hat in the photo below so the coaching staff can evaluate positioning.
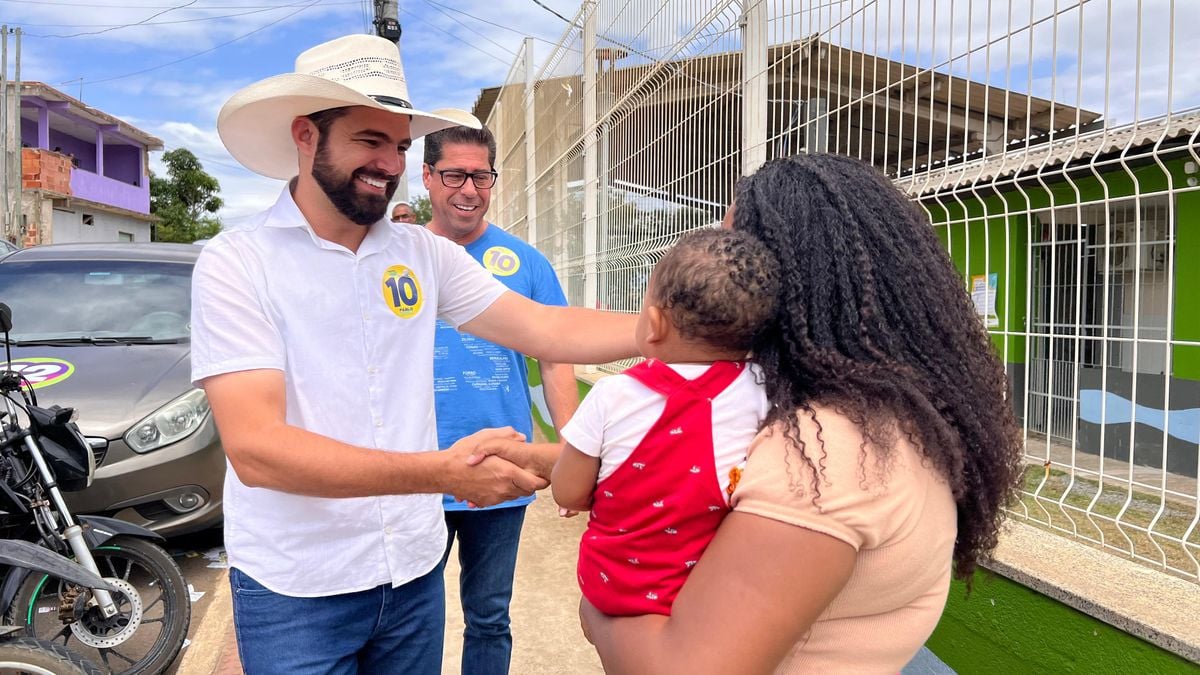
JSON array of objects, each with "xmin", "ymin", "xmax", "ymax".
[{"xmin": 191, "ymin": 34, "xmax": 636, "ymax": 673}]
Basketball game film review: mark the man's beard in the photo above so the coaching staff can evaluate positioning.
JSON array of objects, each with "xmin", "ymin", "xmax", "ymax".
[{"xmin": 312, "ymin": 144, "xmax": 399, "ymax": 226}]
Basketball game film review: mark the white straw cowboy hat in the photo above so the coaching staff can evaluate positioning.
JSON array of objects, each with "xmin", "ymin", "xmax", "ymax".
[{"xmin": 218, "ymin": 34, "xmax": 480, "ymax": 180}]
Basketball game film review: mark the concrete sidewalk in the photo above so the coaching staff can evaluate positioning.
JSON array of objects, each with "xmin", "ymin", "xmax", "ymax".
[{"xmin": 176, "ymin": 494, "xmax": 601, "ymax": 675}]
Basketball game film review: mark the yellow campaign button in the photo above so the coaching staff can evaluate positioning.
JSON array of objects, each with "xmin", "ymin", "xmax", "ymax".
[
  {"xmin": 381, "ymin": 265, "xmax": 424, "ymax": 318},
  {"xmin": 483, "ymin": 246, "xmax": 521, "ymax": 277}
]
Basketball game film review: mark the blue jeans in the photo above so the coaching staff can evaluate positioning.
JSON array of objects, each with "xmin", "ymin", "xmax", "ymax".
[
  {"xmin": 441, "ymin": 505, "xmax": 528, "ymax": 675},
  {"xmin": 230, "ymin": 566, "xmax": 445, "ymax": 675}
]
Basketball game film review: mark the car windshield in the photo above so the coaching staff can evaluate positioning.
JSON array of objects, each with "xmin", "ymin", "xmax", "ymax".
[{"xmin": 0, "ymin": 259, "xmax": 192, "ymax": 342}]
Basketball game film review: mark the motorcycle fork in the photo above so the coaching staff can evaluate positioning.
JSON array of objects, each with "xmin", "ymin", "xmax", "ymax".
[{"xmin": 21, "ymin": 436, "xmax": 119, "ymax": 619}]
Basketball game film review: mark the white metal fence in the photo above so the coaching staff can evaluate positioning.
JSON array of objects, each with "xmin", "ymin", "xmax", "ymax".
[{"xmin": 478, "ymin": 0, "xmax": 1200, "ymax": 582}]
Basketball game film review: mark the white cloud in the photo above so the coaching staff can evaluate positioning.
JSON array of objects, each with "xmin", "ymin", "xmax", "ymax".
[
  {"xmin": 9, "ymin": 1, "xmax": 360, "ymax": 51},
  {"xmin": 405, "ymin": 137, "xmax": 429, "ymax": 201},
  {"xmin": 16, "ymin": 0, "xmax": 580, "ymax": 222},
  {"xmin": 6, "ymin": 40, "xmax": 68, "ymax": 86},
  {"xmin": 214, "ymin": 2, "xmax": 569, "ymax": 215},
  {"xmin": 395, "ymin": 3, "xmax": 563, "ymax": 110},
  {"xmin": 804, "ymin": 0, "xmax": 1200, "ymax": 124},
  {"xmin": 19, "ymin": 0, "xmax": 1185, "ymax": 229},
  {"xmin": 110, "ymin": 79, "xmax": 247, "ymax": 125},
  {"xmin": 144, "ymin": 120, "xmax": 281, "ymax": 220}
]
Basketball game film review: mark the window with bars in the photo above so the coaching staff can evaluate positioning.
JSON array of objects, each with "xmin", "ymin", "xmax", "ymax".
[{"xmin": 1034, "ymin": 196, "xmax": 1173, "ymax": 376}]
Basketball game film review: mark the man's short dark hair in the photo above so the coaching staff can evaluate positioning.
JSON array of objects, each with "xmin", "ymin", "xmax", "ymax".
[
  {"xmin": 306, "ymin": 107, "xmax": 351, "ymax": 149},
  {"xmin": 423, "ymin": 125, "xmax": 497, "ymax": 168},
  {"xmin": 650, "ymin": 228, "xmax": 780, "ymax": 353}
]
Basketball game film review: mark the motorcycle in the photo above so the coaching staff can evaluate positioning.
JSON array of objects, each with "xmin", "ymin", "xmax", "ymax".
[
  {"xmin": 0, "ymin": 303, "xmax": 190, "ymax": 674},
  {"xmin": 0, "ymin": 538, "xmax": 111, "ymax": 675}
]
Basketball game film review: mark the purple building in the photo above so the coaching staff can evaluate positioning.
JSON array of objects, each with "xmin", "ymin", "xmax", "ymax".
[{"xmin": 16, "ymin": 82, "xmax": 164, "ymax": 247}]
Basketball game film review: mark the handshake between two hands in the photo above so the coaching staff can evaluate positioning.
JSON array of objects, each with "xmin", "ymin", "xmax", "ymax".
[{"xmin": 444, "ymin": 427, "xmax": 560, "ymax": 508}]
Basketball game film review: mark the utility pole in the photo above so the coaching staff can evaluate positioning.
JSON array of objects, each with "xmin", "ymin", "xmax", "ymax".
[
  {"xmin": 1, "ymin": 26, "xmax": 8, "ymax": 244},
  {"xmin": 740, "ymin": 0, "xmax": 767, "ymax": 176},
  {"xmin": 373, "ymin": 0, "xmax": 401, "ymax": 43},
  {"xmin": 0, "ymin": 27, "xmax": 22, "ymax": 246},
  {"xmin": 372, "ymin": 0, "xmax": 407, "ymax": 203}
]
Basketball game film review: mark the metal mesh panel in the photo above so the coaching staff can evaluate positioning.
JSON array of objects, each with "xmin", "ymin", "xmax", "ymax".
[
  {"xmin": 480, "ymin": 0, "xmax": 1200, "ymax": 581},
  {"xmin": 485, "ymin": 40, "xmax": 533, "ymax": 242}
]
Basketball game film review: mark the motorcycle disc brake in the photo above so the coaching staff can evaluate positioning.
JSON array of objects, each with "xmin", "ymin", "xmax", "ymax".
[
  {"xmin": 69, "ymin": 578, "xmax": 143, "ymax": 648},
  {"xmin": 57, "ymin": 585, "xmax": 90, "ymax": 624}
]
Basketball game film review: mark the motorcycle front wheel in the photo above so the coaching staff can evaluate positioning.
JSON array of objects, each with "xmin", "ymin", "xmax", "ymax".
[
  {"xmin": 0, "ymin": 636, "xmax": 106, "ymax": 675},
  {"xmin": 7, "ymin": 536, "xmax": 190, "ymax": 675}
]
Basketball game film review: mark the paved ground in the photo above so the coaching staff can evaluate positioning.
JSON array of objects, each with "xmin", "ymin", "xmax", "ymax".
[
  {"xmin": 168, "ymin": 493, "xmax": 602, "ymax": 675},
  {"xmin": 161, "ymin": 527, "xmax": 231, "ymax": 675},
  {"xmin": 443, "ymin": 496, "xmax": 602, "ymax": 675}
]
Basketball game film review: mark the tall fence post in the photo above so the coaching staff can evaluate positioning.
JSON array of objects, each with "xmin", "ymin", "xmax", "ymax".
[
  {"xmin": 582, "ymin": 1, "xmax": 599, "ymax": 312},
  {"xmin": 7, "ymin": 27, "xmax": 18, "ymax": 245},
  {"xmin": 741, "ymin": 0, "xmax": 768, "ymax": 176},
  {"xmin": 523, "ymin": 37, "xmax": 538, "ymax": 247},
  {"xmin": 0, "ymin": 26, "xmax": 8, "ymax": 243}
]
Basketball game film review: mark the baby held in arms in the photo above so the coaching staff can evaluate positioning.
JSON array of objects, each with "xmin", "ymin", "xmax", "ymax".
[{"xmin": 551, "ymin": 228, "xmax": 780, "ymax": 616}]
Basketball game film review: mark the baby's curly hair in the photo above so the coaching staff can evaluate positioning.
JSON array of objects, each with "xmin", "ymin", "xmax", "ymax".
[{"xmin": 649, "ymin": 228, "xmax": 780, "ymax": 353}]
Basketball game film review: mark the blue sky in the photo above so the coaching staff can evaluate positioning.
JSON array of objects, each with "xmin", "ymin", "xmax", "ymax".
[
  {"xmin": 5, "ymin": 0, "xmax": 1195, "ymax": 222},
  {"xmin": 3, "ymin": 0, "xmax": 579, "ymax": 219}
]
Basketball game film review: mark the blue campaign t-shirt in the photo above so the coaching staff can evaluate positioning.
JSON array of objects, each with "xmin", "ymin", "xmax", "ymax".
[{"xmin": 434, "ymin": 224, "xmax": 568, "ymax": 511}]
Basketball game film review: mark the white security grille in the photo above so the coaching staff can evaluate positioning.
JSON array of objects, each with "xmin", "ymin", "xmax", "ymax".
[{"xmin": 478, "ymin": 0, "xmax": 1200, "ymax": 581}]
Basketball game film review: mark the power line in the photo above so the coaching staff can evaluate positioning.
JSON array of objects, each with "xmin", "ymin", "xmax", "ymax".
[
  {"xmin": 58, "ymin": 0, "xmax": 323, "ymax": 87},
  {"xmin": 528, "ymin": 0, "xmax": 574, "ymax": 26},
  {"xmin": 48, "ymin": 0, "xmax": 201, "ymax": 39},
  {"xmin": 521, "ymin": 0, "xmax": 739, "ymax": 102},
  {"xmin": 0, "ymin": 0, "xmax": 323, "ymax": 6},
  {"xmin": 419, "ymin": 0, "xmax": 517, "ymax": 58},
  {"xmin": 421, "ymin": 0, "xmax": 566, "ymax": 50},
  {"xmin": 397, "ymin": 6, "xmax": 512, "ymax": 66},
  {"xmin": 183, "ymin": 154, "xmax": 248, "ymax": 172},
  {"xmin": 20, "ymin": 1, "xmax": 346, "ymax": 35}
]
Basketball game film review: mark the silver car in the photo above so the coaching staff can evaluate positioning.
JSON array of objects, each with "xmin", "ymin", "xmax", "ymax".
[{"xmin": 0, "ymin": 243, "xmax": 223, "ymax": 536}]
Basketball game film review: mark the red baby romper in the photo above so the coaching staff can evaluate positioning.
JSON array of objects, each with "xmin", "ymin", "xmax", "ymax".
[{"xmin": 577, "ymin": 359, "xmax": 745, "ymax": 616}]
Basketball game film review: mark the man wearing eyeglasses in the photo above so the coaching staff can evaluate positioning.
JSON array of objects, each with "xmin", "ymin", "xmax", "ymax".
[{"xmin": 423, "ymin": 124, "xmax": 579, "ymax": 675}]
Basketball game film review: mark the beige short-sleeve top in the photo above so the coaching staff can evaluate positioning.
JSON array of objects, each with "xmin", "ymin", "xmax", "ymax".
[{"xmin": 731, "ymin": 406, "xmax": 958, "ymax": 674}]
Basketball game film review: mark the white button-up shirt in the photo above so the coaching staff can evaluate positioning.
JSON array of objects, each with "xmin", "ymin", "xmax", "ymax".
[{"xmin": 190, "ymin": 186, "xmax": 506, "ymax": 597}]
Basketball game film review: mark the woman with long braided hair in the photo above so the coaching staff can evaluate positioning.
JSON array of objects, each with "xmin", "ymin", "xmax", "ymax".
[{"xmin": 580, "ymin": 154, "xmax": 1023, "ymax": 674}]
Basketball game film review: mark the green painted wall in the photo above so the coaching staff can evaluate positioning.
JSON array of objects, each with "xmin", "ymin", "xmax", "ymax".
[
  {"xmin": 929, "ymin": 200, "xmax": 1030, "ymax": 364},
  {"xmin": 1174, "ymin": 188, "xmax": 1200, "ymax": 380},
  {"xmin": 525, "ymin": 357, "xmax": 591, "ymax": 442},
  {"xmin": 926, "ymin": 156, "xmax": 1200, "ymax": 378},
  {"xmin": 927, "ymin": 570, "xmax": 1196, "ymax": 674}
]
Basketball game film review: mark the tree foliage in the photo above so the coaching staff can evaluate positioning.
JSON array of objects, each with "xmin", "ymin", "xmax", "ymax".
[
  {"xmin": 150, "ymin": 148, "xmax": 223, "ymax": 243},
  {"xmin": 411, "ymin": 195, "xmax": 433, "ymax": 225}
]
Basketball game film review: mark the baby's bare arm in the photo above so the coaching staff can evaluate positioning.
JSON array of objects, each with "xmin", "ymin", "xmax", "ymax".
[{"xmin": 551, "ymin": 444, "xmax": 601, "ymax": 512}]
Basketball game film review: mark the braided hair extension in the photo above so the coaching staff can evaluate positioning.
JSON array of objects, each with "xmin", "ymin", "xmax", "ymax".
[{"xmin": 734, "ymin": 154, "xmax": 1023, "ymax": 581}]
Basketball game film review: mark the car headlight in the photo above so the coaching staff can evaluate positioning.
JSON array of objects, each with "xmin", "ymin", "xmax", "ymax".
[{"xmin": 124, "ymin": 389, "xmax": 211, "ymax": 453}]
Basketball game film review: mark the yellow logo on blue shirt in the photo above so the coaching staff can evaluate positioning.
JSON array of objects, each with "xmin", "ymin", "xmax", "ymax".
[
  {"xmin": 382, "ymin": 265, "xmax": 424, "ymax": 318},
  {"xmin": 482, "ymin": 246, "xmax": 521, "ymax": 277}
]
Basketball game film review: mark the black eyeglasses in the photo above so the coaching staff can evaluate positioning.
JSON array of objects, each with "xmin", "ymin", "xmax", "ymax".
[{"xmin": 429, "ymin": 165, "xmax": 498, "ymax": 190}]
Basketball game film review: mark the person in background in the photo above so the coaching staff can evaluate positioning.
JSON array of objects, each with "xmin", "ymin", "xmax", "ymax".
[
  {"xmin": 391, "ymin": 200, "xmax": 418, "ymax": 224},
  {"xmin": 423, "ymin": 123, "xmax": 581, "ymax": 675}
]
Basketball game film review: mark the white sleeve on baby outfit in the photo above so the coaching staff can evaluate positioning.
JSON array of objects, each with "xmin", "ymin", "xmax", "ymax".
[
  {"xmin": 560, "ymin": 364, "xmax": 771, "ymax": 487},
  {"xmin": 560, "ymin": 375, "xmax": 614, "ymax": 459}
]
